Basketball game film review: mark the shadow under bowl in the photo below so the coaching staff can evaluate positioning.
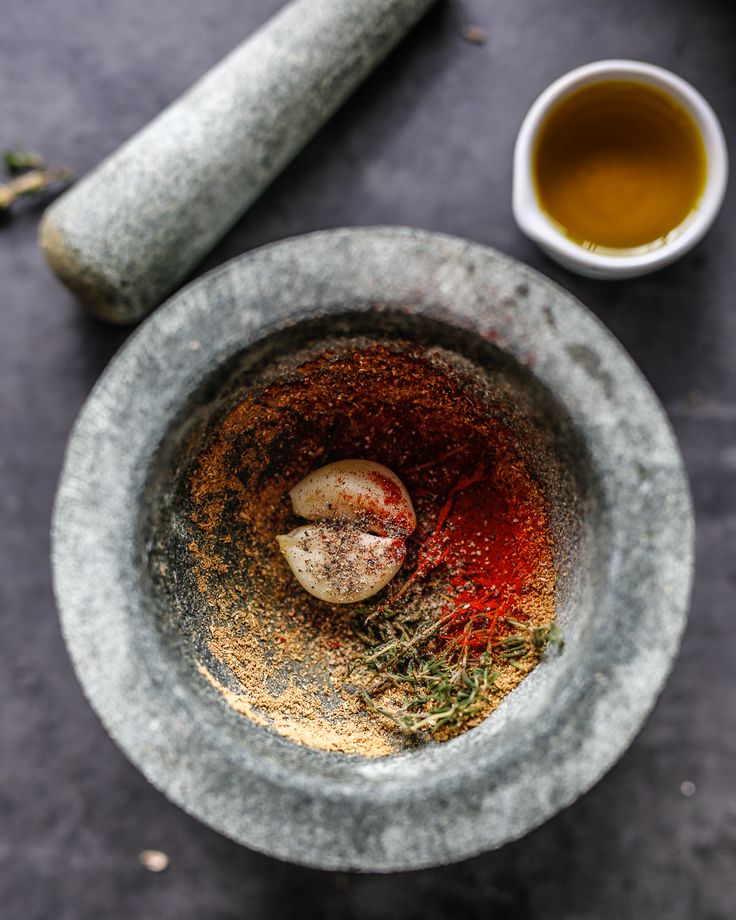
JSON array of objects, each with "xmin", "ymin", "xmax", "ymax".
[{"xmin": 52, "ymin": 227, "xmax": 693, "ymax": 871}]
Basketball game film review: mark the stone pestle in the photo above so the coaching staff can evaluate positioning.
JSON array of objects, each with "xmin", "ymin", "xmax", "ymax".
[{"xmin": 39, "ymin": 0, "xmax": 437, "ymax": 324}]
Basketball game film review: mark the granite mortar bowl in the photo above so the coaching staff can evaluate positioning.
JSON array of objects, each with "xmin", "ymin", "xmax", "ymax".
[{"xmin": 52, "ymin": 227, "xmax": 693, "ymax": 871}]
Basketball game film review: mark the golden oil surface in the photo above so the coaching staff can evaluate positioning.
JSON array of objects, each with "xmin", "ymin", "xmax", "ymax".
[{"xmin": 533, "ymin": 80, "xmax": 707, "ymax": 251}]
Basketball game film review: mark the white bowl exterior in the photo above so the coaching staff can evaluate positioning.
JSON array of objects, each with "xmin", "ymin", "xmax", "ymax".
[{"xmin": 512, "ymin": 60, "xmax": 729, "ymax": 279}]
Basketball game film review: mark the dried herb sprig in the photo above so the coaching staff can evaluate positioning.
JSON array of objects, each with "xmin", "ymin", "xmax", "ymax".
[
  {"xmin": 363, "ymin": 654, "xmax": 497, "ymax": 734},
  {"xmin": 502, "ymin": 619, "xmax": 564, "ymax": 656},
  {"xmin": 3, "ymin": 148, "xmax": 45, "ymax": 173},
  {"xmin": 0, "ymin": 148, "xmax": 73, "ymax": 215},
  {"xmin": 357, "ymin": 600, "xmax": 563, "ymax": 735}
]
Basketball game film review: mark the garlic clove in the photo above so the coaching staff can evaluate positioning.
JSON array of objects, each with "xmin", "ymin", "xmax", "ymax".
[
  {"xmin": 289, "ymin": 459, "xmax": 416, "ymax": 537},
  {"xmin": 276, "ymin": 522, "xmax": 406, "ymax": 604}
]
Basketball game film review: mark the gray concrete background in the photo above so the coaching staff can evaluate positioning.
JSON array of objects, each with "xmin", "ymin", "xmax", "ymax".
[{"xmin": 1, "ymin": 0, "xmax": 734, "ymax": 917}]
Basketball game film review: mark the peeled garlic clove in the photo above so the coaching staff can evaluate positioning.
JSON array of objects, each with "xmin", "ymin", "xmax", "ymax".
[
  {"xmin": 276, "ymin": 522, "xmax": 406, "ymax": 604},
  {"xmin": 289, "ymin": 459, "xmax": 416, "ymax": 537}
]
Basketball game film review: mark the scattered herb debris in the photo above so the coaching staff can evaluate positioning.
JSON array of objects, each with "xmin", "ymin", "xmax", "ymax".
[
  {"xmin": 0, "ymin": 148, "xmax": 73, "ymax": 215},
  {"xmin": 3, "ymin": 148, "xmax": 45, "ymax": 173}
]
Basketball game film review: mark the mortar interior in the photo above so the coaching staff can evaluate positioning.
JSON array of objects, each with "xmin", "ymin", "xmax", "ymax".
[{"xmin": 140, "ymin": 310, "xmax": 601, "ymax": 758}]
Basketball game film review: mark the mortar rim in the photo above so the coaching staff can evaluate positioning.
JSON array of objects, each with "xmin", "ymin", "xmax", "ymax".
[{"xmin": 52, "ymin": 227, "xmax": 693, "ymax": 870}]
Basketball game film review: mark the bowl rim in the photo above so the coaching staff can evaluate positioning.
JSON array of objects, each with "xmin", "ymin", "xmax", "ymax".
[
  {"xmin": 512, "ymin": 59, "xmax": 729, "ymax": 279},
  {"xmin": 52, "ymin": 227, "xmax": 693, "ymax": 871}
]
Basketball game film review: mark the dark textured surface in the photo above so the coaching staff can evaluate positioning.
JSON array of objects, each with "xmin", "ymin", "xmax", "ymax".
[{"xmin": 1, "ymin": 0, "xmax": 734, "ymax": 916}]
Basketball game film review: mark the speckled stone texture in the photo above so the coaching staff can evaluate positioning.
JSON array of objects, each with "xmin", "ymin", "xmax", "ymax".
[
  {"xmin": 52, "ymin": 228, "xmax": 692, "ymax": 871},
  {"xmin": 38, "ymin": 0, "xmax": 436, "ymax": 324}
]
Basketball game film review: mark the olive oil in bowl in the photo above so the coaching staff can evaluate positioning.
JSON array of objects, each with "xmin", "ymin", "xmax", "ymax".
[{"xmin": 533, "ymin": 80, "xmax": 707, "ymax": 253}]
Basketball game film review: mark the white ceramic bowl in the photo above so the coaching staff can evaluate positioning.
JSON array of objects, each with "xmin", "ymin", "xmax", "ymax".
[{"xmin": 513, "ymin": 60, "xmax": 729, "ymax": 279}]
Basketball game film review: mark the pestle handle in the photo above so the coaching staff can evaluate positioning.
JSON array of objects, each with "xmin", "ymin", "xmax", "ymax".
[{"xmin": 39, "ymin": 0, "xmax": 437, "ymax": 324}]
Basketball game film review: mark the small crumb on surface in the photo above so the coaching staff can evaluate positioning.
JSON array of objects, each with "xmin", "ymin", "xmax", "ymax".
[
  {"xmin": 189, "ymin": 339, "xmax": 201, "ymax": 351},
  {"xmin": 680, "ymin": 780, "xmax": 696, "ymax": 797},
  {"xmin": 462, "ymin": 25, "xmax": 488, "ymax": 45},
  {"xmin": 684, "ymin": 389, "xmax": 704, "ymax": 410},
  {"xmin": 139, "ymin": 849, "xmax": 170, "ymax": 872}
]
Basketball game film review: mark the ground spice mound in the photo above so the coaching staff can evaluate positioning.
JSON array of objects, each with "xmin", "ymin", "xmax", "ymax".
[{"xmin": 186, "ymin": 341, "xmax": 557, "ymax": 756}]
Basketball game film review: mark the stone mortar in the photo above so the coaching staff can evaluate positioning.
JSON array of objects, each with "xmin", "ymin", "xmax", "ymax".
[{"xmin": 52, "ymin": 228, "xmax": 693, "ymax": 871}]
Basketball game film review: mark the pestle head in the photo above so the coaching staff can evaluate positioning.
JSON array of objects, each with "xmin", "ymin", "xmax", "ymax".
[{"xmin": 39, "ymin": 0, "xmax": 438, "ymax": 324}]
